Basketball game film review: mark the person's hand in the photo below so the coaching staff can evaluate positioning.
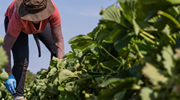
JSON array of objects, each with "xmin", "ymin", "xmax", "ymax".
[
  {"xmin": 5, "ymin": 74, "xmax": 16, "ymax": 94},
  {"xmin": 60, "ymin": 59, "xmax": 64, "ymax": 61}
]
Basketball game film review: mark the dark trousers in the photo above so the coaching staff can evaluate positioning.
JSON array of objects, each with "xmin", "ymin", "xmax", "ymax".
[{"xmin": 4, "ymin": 17, "xmax": 57, "ymax": 96}]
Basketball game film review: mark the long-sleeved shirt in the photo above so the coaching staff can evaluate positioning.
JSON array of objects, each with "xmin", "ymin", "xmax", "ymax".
[{"xmin": 3, "ymin": 0, "xmax": 64, "ymax": 73}]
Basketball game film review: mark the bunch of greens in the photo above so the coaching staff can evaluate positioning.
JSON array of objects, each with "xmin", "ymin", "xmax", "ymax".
[
  {"xmin": 0, "ymin": 36, "xmax": 12, "ymax": 99},
  {"xmin": 21, "ymin": 0, "xmax": 180, "ymax": 99}
]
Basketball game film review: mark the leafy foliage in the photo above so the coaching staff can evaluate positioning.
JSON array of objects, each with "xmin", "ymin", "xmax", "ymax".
[
  {"xmin": 25, "ymin": 70, "xmax": 36, "ymax": 87},
  {"xmin": 0, "ymin": 36, "xmax": 12, "ymax": 99},
  {"xmin": 23, "ymin": 0, "xmax": 180, "ymax": 99},
  {"xmin": 1, "ymin": 0, "xmax": 180, "ymax": 99}
]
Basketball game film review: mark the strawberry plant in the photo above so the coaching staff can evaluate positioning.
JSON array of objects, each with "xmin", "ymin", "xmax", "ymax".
[
  {"xmin": 0, "ymin": 0, "xmax": 179, "ymax": 99},
  {"xmin": 0, "ymin": 36, "xmax": 12, "ymax": 99}
]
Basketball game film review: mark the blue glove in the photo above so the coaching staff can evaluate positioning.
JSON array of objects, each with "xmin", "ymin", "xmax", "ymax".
[{"xmin": 5, "ymin": 74, "xmax": 16, "ymax": 94}]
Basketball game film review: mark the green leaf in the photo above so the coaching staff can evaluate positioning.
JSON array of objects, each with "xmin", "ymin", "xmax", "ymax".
[
  {"xmin": 62, "ymin": 51, "xmax": 75, "ymax": 59},
  {"xmin": 0, "ymin": 91, "xmax": 1, "ymax": 99},
  {"xmin": 0, "ymin": 48, "xmax": 8, "ymax": 70},
  {"xmin": 58, "ymin": 69, "xmax": 74, "ymax": 84},
  {"xmin": 0, "ymin": 83, "xmax": 6, "ymax": 91},
  {"xmin": 0, "ymin": 36, "xmax": 3, "ymax": 46},
  {"xmin": 140, "ymin": 87, "xmax": 153, "ymax": 100},
  {"xmin": 115, "ymin": 65, "xmax": 142, "ymax": 79},
  {"xmin": 87, "ymin": 26, "xmax": 102, "ymax": 38},
  {"xmin": 58, "ymin": 85, "xmax": 65, "ymax": 91},
  {"xmin": 114, "ymin": 31, "xmax": 134, "ymax": 50},
  {"xmin": 59, "ymin": 91, "xmax": 78, "ymax": 100},
  {"xmin": 118, "ymin": 0, "xmax": 138, "ymax": 21},
  {"xmin": 109, "ymin": 29, "xmax": 121, "ymax": 40},
  {"xmin": 166, "ymin": 0, "xmax": 180, "ymax": 5},
  {"xmin": 99, "ymin": 78, "xmax": 121, "ymax": 87},
  {"xmin": 142, "ymin": 63, "xmax": 168, "ymax": 86},
  {"xmin": 114, "ymin": 91, "xmax": 126, "ymax": 100},
  {"xmin": 91, "ymin": 25, "xmax": 110, "ymax": 42},
  {"xmin": 94, "ymin": 29, "xmax": 110, "ymax": 42},
  {"xmin": 137, "ymin": 0, "xmax": 168, "ymax": 20},
  {"xmin": 48, "ymin": 67, "xmax": 57, "ymax": 77},
  {"xmin": 176, "ymin": 37, "xmax": 180, "ymax": 48},
  {"xmin": 68, "ymin": 35, "xmax": 92, "ymax": 44},
  {"xmin": 40, "ymin": 93, "xmax": 45, "ymax": 99},
  {"xmin": 129, "ymin": 65, "xmax": 143, "ymax": 78},
  {"xmin": 36, "ymin": 85, "xmax": 41, "ymax": 92},
  {"xmin": 161, "ymin": 45, "xmax": 174, "ymax": 76},
  {"xmin": 40, "ymin": 84, "xmax": 47, "ymax": 92},
  {"xmin": 162, "ymin": 26, "xmax": 170, "ymax": 35},
  {"xmin": 154, "ymin": 16, "xmax": 168, "ymax": 31},
  {"xmin": 50, "ymin": 57, "xmax": 61, "ymax": 68},
  {"xmin": 74, "ymin": 49, "xmax": 83, "ymax": 58},
  {"xmin": 86, "ymin": 95, "xmax": 97, "ymax": 100},
  {"xmin": 73, "ymin": 41, "xmax": 94, "ymax": 52},
  {"xmin": 65, "ymin": 82, "xmax": 75, "ymax": 91},
  {"xmin": 139, "ymin": 0, "xmax": 164, "ymax": 5},
  {"xmin": 102, "ymin": 5, "xmax": 121, "ymax": 23},
  {"xmin": 0, "ymin": 71, "xmax": 8, "ymax": 81},
  {"xmin": 133, "ymin": 19, "xmax": 140, "ymax": 35},
  {"xmin": 98, "ymin": 78, "xmax": 136, "ymax": 100},
  {"xmin": 38, "ymin": 69, "xmax": 47, "ymax": 75},
  {"xmin": 90, "ymin": 44, "xmax": 99, "ymax": 56},
  {"xmin": 109, "ymin": 29, "xmax": 134, "ymax": 51},
  {"xmin": 103, "ymin": 60, "xmax": 119, "ymax": 68},
  {"xmin": 136, "ymin": 19, "xmax": 158, "ymax": 31},
  {"xmin": 158, "ymin": 10, "xmax": 180, "ymax": 28}
]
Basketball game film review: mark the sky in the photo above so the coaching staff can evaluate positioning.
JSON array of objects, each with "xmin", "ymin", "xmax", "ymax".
[{"xmin": 0, "ymin": 0, "xmax": 117, "ymax": 73}]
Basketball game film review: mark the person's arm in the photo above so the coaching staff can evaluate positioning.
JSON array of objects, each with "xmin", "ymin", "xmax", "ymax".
[
  {"xmin": 3, "ymin": 32, "xmax": 17, "ymax": 94},
  {"xmin": 49, "ymin": 2, "xmax": 64, "ymax": 59},
  {"xmin": 3, "ymin": 11, "xmax": 22, "ymax": 75},
  {"xmin": 51, "ymin": 24, "xmax": 64, "ymax": 59},
  {"xmin": 2, "ymin": 31, "xmax": 17, "ymax": 75}
]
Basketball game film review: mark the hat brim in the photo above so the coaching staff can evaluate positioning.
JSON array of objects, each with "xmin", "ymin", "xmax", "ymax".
[{"xmin": 16, "ymin": 0, "xmax": 55, "ymax": 22}]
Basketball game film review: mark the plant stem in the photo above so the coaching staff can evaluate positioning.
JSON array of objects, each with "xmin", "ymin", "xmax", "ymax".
[
  {"xmin": 100, "ymin": 63, "xmax": 115, "ymax": 73},
  {"xmin": 167, "ymin": 35, "xmax": 176, "ymax": 44},
  {"xmin": 105, "ymin": 72, "xmax": 113, "ymax": 80},
  {"xmin": 116, "ymin": 64, "xmax": 122, "ymax": 73},
  {"xmin": 140, "ymin": 29, "xmax": 155, "ymax": 39},
  {"xmin": 158, "ymin": 10, "xmax": 180, "ymax": 28},
  {"xmin": 116, "ymin": 21, "xmax": 133, "ymax": 31},
  {"xmin": 134, "ymin": 43, "xmax": 144, "ymax": 59},
  {"xmin": 100, "ymin": 44, "xmax": 121, "ymax": 64},
  {"xmin": 99, "ymin": 44, "xmax": 123, "ymax": 72},
  {"xmin": 140, "ymin": 33, "xmax": 155, "ymax": 44}
]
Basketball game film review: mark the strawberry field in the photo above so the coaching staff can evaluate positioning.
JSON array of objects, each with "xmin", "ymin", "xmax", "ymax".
[{"xmin": 1, "ymin": 0, "xmax": 180, "ymax": 100}]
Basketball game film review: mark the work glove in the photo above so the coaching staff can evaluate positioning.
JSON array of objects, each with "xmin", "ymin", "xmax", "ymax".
[{"xmin": 5, "ymin": 74, "xmax": 16, "ymax": 94}]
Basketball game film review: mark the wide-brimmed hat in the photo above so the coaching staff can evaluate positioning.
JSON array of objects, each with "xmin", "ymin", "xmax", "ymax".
[{"xmin": 16, "ymin": 0, "xmax": 55, "ymax": 21}]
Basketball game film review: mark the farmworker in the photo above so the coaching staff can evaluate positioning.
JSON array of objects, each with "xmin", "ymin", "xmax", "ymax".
[{"xmin": 2, "ymin": 0, "xmax": 64, "ymax": 99}]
